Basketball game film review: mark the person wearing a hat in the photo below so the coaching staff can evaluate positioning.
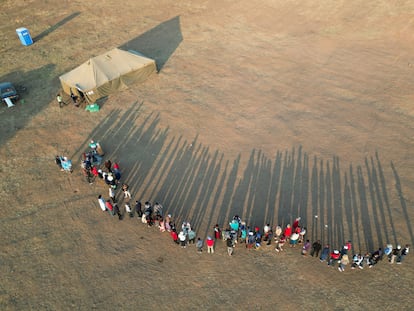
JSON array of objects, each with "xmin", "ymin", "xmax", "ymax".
[{"xmin": 206, "ymin": 236, "xmax": 215, "ymax": 253}]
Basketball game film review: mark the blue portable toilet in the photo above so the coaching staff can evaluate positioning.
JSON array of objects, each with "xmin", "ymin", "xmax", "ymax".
[{"xmin": 16, "ymin": 27, "xmax": 33, "ymax": 46}]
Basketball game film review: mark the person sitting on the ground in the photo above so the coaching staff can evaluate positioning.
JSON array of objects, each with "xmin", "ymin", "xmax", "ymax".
[
  {"xmin": 351, "ymin": 254, "xmax": 364, "ymax": 269},
  {"xmin": 368, "ymin": 248, "xmax": 382, "ymax": 268},
  {"xmin": 328, "ymin": 250, "xmax": 341, "ymax": 267},
  {"xmin": 398, "ymin": 244, "xmax": 410, "ymax": 264}
]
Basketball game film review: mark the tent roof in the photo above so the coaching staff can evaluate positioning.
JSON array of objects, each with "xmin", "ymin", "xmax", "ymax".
[{"xmin": 59, "ymin": 48, "xmax": 155, "ymax": 91}]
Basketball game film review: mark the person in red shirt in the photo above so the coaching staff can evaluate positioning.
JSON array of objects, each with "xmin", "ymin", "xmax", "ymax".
[
  {"xmin": 207, "ymin": 237, "xmax": 215, "ymax": 254},
  {"xmin": 328, "ymin": 250, "xmax": 341, "ymax": 267},
  {"xmin": 284, "ymin": 224, "xmax": 292, "ymax": 239},
  {"xmin": 214, "ymin": 224, "xmax": 221, "ymax": 240},
  {"xmin": 170, "ymin": 230, "xmax": 179, "ymax": 244},
  {"xmin": 293, "ymin": 217, "xmax": 301, "ymax": 231}
]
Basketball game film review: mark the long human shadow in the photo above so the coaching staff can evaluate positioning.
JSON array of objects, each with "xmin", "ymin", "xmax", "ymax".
[
  {"xmin": 79, "ymin": 111, "xmax": 409, "ymax": 252},
  {"xmin": 0, "ymin": 64, "xmax": 56, "ymax": 148},
  {"xmin": 375, "ymin": 152, "xmax": 397, "ymax": 245},
  {"xmin": 119, "ymin": 16, "xmax": 183, "ymax": 71},
  {"xmin": 33, "ymin": 12, "xmax": 81, "ymax": 42},
  {"xmin": 391, "ymin": 161, "xmax": 414, "ymax": 245}
]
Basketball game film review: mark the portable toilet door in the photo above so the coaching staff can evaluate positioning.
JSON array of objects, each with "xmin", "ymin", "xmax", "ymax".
[{"xmin": 16, "ymin": 27, "xmax": 34, "ymax": 46}]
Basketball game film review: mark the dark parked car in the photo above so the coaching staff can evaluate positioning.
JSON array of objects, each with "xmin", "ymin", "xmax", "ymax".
[{"xmin": 0, "ymin": 82, "xmax": 19, "ymax": 102}]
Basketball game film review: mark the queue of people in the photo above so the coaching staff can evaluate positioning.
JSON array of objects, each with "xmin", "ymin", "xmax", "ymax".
[{"xmin": 84, "ymin": 140, "xmax": 411, "ymax": 266}]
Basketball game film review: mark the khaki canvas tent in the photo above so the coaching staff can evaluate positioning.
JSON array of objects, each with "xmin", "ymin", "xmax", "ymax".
[{"xmin": 59, "ymin": 48, "xmax": 157, "ymax": 103}]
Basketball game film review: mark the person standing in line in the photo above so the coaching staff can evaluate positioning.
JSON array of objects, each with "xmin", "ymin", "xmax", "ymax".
[
  {"xmin": 135, "ymin": 201, "xmax": 142, "ymax": 218},
  {"xmin": 171, "ymin": 230, "xmax": 179, "ymax": 244},
  {"xmin": 113, "ymin": 162, "xmax": 121, "ymax": 183},
  {"xmin": 320, "ymin": 244, "xmax": 330, "ymax": 262},
  {"xmin": 227, "ymin": 238, "xmax": 234, "ymax": 256},
  {"xmin": 310, "ymin": 240, "xmax": 322, "ymax": 257},
  {"xmin": 302, "ymin": 239, "xmax": 311, "ymax": 255},
  {"xmin": 196, "ymin": 238, "xmax": 203, "ymax": 253},
  {"xmin": 104, "ymin": 160, "xmax": 112, "ymax": 173},
  {"xmin": 113, "ymin": 203, "xmax": 122, "ymax": 220},
  {"xmin": 178, "ymin": 231, "xmax": 187, "ymax": 248},
  {"xmin": 56, "ymin": 94, "xmax": 66, "ymax": 108},
  {"xmin": 188, "ymin": 229, "xmax": 196, "ymax": 244},
  {"xmin": 292, "ymin": 217, "xmax": 301, "ymax": 231},
  {"xmin": 284, "ymin": 224, "xmax": 292, "ymax": 241},
  {"xmin": 275, "ymin": 234, "xmax": 286, "ymax": 252},
  {"xmin": 98, "ymin": 195, "xmax": 107, "ymax": 212},
  {"xmin": 214, "ymin": 224, "xmax": 221, "ymax": 240},
  {"xmin": 109, "ymin": 187, "xmax": 116, "ymax": 203},
  {"xmin": 122, "ymin": 184, "xmax": 131, "ymax": 201},
  {"xmin": 125, "ymin": 202, "xmax": 133, "ymax": 218},
  {"xmin": 207, "ymin": 236, "xmax": 215, "ymax": 254}
]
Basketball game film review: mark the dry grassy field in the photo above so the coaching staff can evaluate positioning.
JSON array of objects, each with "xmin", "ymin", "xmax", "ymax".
[{"xmin": 1, "ymin": 0, "xmax": 414, "ymax": 310}]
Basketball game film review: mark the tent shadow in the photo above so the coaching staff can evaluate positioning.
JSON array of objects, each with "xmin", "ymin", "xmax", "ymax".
[
  {"xmin": 33, "ymin": 12, "xmax": 81, "ymax": 42},
  {"xmin": 119, "ymin": 16, "xmax": 183, "ymax": 71}
]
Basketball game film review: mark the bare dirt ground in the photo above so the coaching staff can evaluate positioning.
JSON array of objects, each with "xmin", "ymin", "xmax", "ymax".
[{"xmin": 1, "ymin": 0, "xmax": 414, "ymax": 310}]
